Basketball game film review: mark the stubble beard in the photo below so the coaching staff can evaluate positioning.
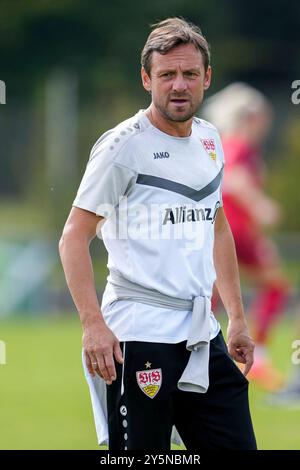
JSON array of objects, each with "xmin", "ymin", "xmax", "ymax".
[{"xmin": 156, "ymin": 98, "xmax": 202, "ymax": 123}]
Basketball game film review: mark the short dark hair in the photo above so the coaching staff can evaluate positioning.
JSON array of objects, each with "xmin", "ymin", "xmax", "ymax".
[{"xmin": 141, "ymin": 17, "xmax": 210, "ymax": 76}]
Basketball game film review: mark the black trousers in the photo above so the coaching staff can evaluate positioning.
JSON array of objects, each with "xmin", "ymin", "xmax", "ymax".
[{"xmin": 107, "ymin": 331, "xmax": 257, "ymax": 450}]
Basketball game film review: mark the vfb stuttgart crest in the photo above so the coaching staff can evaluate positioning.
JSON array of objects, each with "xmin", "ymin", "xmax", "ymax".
[
  {"xmin": 136, "ymin": 368, "xmax": 162, "ymax": 399},
  {"xmin": 201, "ymin": 138, "xmax": 217, "ymax": 161}
]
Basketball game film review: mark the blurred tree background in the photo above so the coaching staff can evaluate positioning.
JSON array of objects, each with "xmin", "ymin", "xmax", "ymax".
[
  {"xmin": 1, "ymin": 1, "xmax": 300, "ymax": 451},
  {"xmin": 0, "ymin": 0, "xmax": 299, "ymax": 314}
]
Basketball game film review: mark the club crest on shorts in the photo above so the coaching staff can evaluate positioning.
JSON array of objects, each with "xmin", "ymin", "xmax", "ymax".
[
  {"xmin": 201, "ymin": 138, "xmax": 217, "ymax": 161},
  {"xmin": 136, "ymin": 368, "xmax": 162, "ymax": 399}
]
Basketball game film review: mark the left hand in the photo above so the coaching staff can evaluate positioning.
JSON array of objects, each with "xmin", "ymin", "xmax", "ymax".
[{"xmin": 227, "ymin": 318, "xmax": 255, "ymax": 376}]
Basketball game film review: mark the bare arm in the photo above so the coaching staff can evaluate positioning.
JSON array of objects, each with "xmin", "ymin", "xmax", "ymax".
[
  {"xmin": 59, "ymin": 206, "xmax": 123, "ymax": 383},
  {"xmin": 213, "ymin": 207, "xmax": 254, "ymax": 375}
]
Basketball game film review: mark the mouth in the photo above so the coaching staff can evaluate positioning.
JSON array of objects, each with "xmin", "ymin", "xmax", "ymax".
[{"xmin": 169, "ymin": 98, "xmax": 189, "ymax": 105}]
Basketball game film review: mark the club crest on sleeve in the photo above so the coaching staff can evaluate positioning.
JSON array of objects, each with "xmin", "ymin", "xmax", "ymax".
[
  {"xmin": 201, "ymin": 138, "xmax": 217, "ymax": 161},
  {"xmin": 136, "ymin": 368, "xmax": 162, "ymax": 399}
]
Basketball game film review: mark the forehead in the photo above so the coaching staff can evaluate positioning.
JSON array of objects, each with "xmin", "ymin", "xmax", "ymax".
[{"xmin": 151, "ymin": 43, "xmax": 204, "ymax": 71}]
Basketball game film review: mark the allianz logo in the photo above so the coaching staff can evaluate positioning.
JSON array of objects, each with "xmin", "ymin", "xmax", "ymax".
[
  {"xmin": 153, "ymin": 151, "xmax": 170, "ymax": 159},
  {"xmin": 163, "ymin": 201, "xmax": 221, "ymax": 225}
]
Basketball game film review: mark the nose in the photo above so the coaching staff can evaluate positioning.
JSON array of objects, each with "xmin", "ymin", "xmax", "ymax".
[{"xmin": 172, "ymin": 73, "xmax": 187, "ymax": 93}]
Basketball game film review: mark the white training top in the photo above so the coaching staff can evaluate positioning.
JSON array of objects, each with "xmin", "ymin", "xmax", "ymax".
[{"xmin": 73, "ymin": 110, "xmax": 225, "ymax": 343}]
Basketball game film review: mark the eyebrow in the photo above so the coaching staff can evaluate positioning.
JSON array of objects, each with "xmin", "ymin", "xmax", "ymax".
[{"xmin": 156, "ymin": 67, "xmax": 202, "ymax": 75}]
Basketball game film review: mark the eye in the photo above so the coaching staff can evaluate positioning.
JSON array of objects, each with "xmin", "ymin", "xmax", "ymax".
[
  {"xmin": 161, "ymin": 72, "xmax": 174, "ymax": 78},
  {"xmin": 184, "ymin": 71, "xmax": 199, "ymax": 78}
]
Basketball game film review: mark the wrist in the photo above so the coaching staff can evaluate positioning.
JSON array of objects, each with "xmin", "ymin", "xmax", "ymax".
[
  {"xmin": 227, "ymin": 309, "xmax": 246, "ymax": 323},
  {"xmin": 227, "ymin": 312, "xmax": 249, "ymax": 332},
  {"xmin": 80, "ymin": 309, "xmax": 106, "ymax": 330},
  {"xmin": 227, "ymin": 315, "xmax": 250, "ymax": 336}
]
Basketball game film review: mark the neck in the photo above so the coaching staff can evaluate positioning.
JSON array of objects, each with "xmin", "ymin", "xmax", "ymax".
[{"xmin": 145, "ymin": 105, "xmax": 193, "ymax": 138}]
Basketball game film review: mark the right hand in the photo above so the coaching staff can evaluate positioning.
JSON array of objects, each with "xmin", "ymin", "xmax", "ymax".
[{"xmin": 83, "ymin": 319, "xmax": 124, "ymax": 384}]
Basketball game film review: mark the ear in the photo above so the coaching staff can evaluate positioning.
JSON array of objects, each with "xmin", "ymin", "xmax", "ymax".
[
  {"xmin": 203, "ymin": 65, "xmax": 212, "ymax": 91},
  {"xmin": 141, "ymin": 67, "xmax": 151, "ymax": 93}
]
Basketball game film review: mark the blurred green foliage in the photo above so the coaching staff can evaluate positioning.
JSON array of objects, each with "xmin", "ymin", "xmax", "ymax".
[
  {"xmin": 268, "ymin": 118, "xmax": 300, "ymax": 231},
  {"xmin": 0, "ymin": 0, "xmax": 300, "ymax": 232}
]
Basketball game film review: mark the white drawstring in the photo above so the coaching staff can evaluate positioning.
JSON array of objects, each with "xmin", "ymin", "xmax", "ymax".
[{"xmin": 121, "ymin": 342, "xmax": 126, "ymax": 396}]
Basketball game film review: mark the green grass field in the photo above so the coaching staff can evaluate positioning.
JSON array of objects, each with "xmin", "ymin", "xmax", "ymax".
[{"xmin": 0, "ymin": 313, "xmax": 299, "ymax": 450}]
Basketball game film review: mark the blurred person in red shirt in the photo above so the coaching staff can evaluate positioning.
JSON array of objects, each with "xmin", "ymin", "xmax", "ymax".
[{"xmin": 203, "ymin": 83, "xmax": 290, "ymax": 390}]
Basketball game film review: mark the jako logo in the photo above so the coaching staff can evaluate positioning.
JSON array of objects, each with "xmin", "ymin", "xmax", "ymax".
[
  {"xmin": 0, "ymin": 80, "xmax": 6, "ymax": 104},
  {"xmin": 153, "ymin": 152, "xmax": 170, "ymax": 159}
]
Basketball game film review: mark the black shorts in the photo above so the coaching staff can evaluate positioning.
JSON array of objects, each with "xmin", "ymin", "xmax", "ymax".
[{"xmin": 106, "ymin": 331, "xmax": 257, "ymax": 450}]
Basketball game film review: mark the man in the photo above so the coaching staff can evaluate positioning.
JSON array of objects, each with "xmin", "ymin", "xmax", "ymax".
[{"xmin": 59, "ymin": 18, "xmax": 257, "ymax": 450}]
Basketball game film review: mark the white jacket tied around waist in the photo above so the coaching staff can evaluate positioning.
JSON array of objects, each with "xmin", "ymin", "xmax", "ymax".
[
  {"xmin": 82, "ymin": 269, "xmax": 212, "ymax": 446},
  {"xmin": 108, "ymin": 269, "xmax": 212, "ymax": 393}
]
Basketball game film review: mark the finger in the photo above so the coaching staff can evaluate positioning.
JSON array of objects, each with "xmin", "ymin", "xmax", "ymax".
[
  {"xmin": 84, "ymin": 351, "xmax": 95, "ymax": 377},
  {"xmin": 113, "ymin": 342, "xmax": 124, "ymax": 365},
  {"xmin": 90, "ymin": 356, "xmax": 104, "ymax": 379},
  {"xmin": 104, "ymin": 353, "xmax": 117, "ymax": 382},
  {"xmin": 227, "ymin": 344, "xmax": 245, "ymax": 362},
  {"xmin": 234, "ymin": 353, "xmax": 246, "ymax": 364},
  {"xmin": 97, "ymin": 355, "xmax": 111, "ymax": 384},
  {"xmin": 243, "ymin": 354, "xmax": 254, "ymax": 377},
  {"xmin": 235, "ymin": 347, "xmax": 247, "ymax": 362},
  {"xmin": 227, "ymin": 343, "xmax": 234, "ymax": 357}
]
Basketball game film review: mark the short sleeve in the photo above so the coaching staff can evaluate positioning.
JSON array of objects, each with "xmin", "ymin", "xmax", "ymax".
[
  {"xmin": 216, "ymin": 132, "xmax": 225, "ymax": 207},
  {"xmin": 73, "ymin": 138, "xmax": 137, "ymax": 218}
]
